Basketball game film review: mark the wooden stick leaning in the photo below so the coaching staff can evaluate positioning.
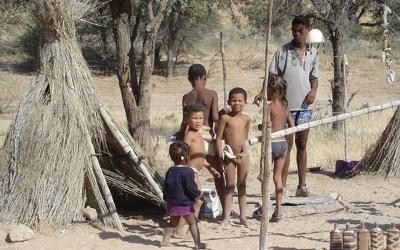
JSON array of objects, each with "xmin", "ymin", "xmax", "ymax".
[
  {"xmin": 259, "ymin": 0, "xmax": 274, "ymax": 249},
  {"xmin": 99, "ymin": 107, "xmax": 164, "ymax": 202},
  {"xmin": 220, "ymin": 32, "xmax": 227, "ymax": 104},
  {"xmin": 249, "ymin": 100, "xmax": 400, "ymax": 145},
  {"xmin": 83, "ymin": 125, "xmax": 125, "ymax": 232},
  {"xmin": 85, "ymin": 162, "xmax": 113, "ymax": 227}
]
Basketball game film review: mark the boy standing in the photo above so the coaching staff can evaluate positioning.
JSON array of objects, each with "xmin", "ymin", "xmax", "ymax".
[
  {"xmin": 216, "ymin": 87, "xmax": 251, "ymax": 227},
  {"xmin": 179, "ymin": 64, "xmax": 225, "ymax": 211}
]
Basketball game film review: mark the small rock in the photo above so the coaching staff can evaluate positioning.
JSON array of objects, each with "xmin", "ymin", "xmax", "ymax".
[
  {"xmin": 7, "ymin": 224, "xmax": 35, "ymax": 242},
  {"xmin": 82, "ymin": 206, "xmax": 98, "ymax": 221},
  {"xmin": 328, "ymin": 192, "xmax": 342, "ymax": 201}
]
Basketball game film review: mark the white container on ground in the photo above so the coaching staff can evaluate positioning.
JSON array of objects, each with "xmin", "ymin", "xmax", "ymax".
[{"xmin": 200, "ymin": 188, "xmax": 220, "ymax": 219}]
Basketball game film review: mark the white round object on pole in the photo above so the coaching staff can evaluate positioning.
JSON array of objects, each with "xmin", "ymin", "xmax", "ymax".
[{"xmin": 306, "ymin": 29, "xmax": 325, "ymax": 43}]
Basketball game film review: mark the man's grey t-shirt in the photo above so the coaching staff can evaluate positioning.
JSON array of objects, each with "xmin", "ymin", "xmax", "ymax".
[{"xmin": 268, "ymin": 41, "xmax": 319, "ymax": 111}]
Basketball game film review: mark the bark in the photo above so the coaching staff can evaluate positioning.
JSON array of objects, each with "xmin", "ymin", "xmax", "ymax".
[
  {"xmin": 129, "ymin": 10, "xmax": 141, "ymax": 101},
  {"xmin": 99, "ymin": 8, "xmax": 110, "ymax": 73},
  {"xmin": 110, "ymin": 0, "xmax": 137, "ymax": 136},
  {"xmin": 330, "ymin": 29, "xmax": 345, "ymax": 131}
]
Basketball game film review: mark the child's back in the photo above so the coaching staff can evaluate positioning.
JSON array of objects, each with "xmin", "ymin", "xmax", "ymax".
[
  {"xmin": 183, "ymin": 88, "xmax": 218, "ymax": 128},
  {"xmin": 269, "ymin": 99, "xmax": 291, "ymax": 133}
]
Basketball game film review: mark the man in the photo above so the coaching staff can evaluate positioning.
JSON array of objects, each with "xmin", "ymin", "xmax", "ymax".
[{"xmin": 254, "ymin": 16, "xmax": 319, "ymax": 197}]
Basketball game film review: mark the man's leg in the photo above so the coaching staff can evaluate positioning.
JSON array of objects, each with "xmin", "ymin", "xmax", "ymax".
[{"xmin": 295, "ymin": 129, "xmax": 309, "ymax": 190}]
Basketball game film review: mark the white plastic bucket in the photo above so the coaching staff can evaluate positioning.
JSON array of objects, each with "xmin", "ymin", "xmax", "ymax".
[{"xmin": 200, "ymin": 188, "xmax": 220, "ymax": 219}]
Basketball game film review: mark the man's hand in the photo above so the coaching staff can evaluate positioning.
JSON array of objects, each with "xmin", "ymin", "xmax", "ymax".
[
  {"xmin": 253, "ymin": 92, "xmax": 264, "ymax": 107},
  {"xmin": 302, "ymin": 90, "xmax": 317, "ymax": 107}
]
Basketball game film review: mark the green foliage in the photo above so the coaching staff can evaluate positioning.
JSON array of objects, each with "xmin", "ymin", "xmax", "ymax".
[{"xmin": 237, "ymin": 0, "xmax": 290, "ymax": 39}]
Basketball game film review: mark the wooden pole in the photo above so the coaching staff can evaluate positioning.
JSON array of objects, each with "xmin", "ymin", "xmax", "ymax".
[
  {"xmin": 99, "ymin": 107, "xmax": 164, "ymax": 202},
  {"xmin": 343, "ymin": 54, "xmax": 348, "ymax": 161},
  {"xmin": 259, "ymin": 0, "xmax": 274, "ymax": 249},
  {"xmin": 220, "ymin": 32, "xmax": 227, "ymax": 105},
  {"xmin": 84, "ymin": 126, "xmax": 125, "ymax": 232},
  {"xmin": 249, "ymin": 100, "xmax": 400, "ymax": 145},
  {"xmin": 85, "ymin": 163, "xmax": 113, "ymax": 227}
]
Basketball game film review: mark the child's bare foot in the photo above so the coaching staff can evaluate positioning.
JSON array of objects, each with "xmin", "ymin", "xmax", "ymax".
[
  {"xmin": 195, "ymin": 242, "xmax": 207, "ymax": 249},
  {"xmin": 240, "ymin": 218, "xmax": 249, "ymax": 227},
  {"xmin": 173, "ymin": 229, "xmax": 188, "ymax": 239},
  {"xmin": 219, "ymin": 219, "xmax": 230, "ymax": 228},
  {"xmin": 160, "ymin": 241, "xmax": 172, "ymax": 247}
]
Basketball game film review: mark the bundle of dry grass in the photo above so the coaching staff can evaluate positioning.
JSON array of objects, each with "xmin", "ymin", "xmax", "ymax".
[
  {"xmin": 0, "ymin": 0, "xmax": 163, "ymax": 229},
  {"xmin": 0, "ymin": 0, "xmax": 106, "ymax": 227},
  {"xmin": 362, "ymin": 108, "xmax": 400, "ymax": 178}
]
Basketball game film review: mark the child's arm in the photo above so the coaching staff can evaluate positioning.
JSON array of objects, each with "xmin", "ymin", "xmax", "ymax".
[
  {"xmin": 245, "ymin": 115, "xmax": 251, "ymax": 138},
  {"xmin": 215, "ymin": 115, "xmax": 227, "ymax": 163},
  {"xmin": 211, "ymin": 91, "xmax": 219, "ymax": 134},
  {"xmin": 183, "ymin": 170, "xmax": 202, "ymax": 201},
  {"xmin": 176, "ymin": 97, "xmax": 188, "ymax": 140},
  {"xmin": 286, "ymin": 107, "xmax": 295, "ymax": 128}
]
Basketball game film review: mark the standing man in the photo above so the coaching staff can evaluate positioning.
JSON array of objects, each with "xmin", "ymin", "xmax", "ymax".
[{"xmin": 254, "ymin": 16, "xmax": 319, "ymax": 197}]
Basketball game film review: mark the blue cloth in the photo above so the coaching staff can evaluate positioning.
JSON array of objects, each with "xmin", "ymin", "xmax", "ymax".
[
  {"xmin": 163, "ymin": 165, "xmax": 201, "ymax": 206},
  {"xmin": 290, "ymin": 110, "xmax": 312, "ymax": 126}
]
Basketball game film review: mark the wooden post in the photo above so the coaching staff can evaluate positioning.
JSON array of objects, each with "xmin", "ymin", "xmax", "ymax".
[
  {"xmin": 259, "ymin": 0, "xmax": 274, "ymax": 249},
  {"xmin": 220, "ymin": 32, "xmax": 227, "ymax": 105},
  {"xmin": 99, "ymin": 107, "xmax": 164, "ymax": 202},
  {"xmin": 343, "ymin": 54, "xmax": 348, "ymax": 161},
  {"xmin": 84, "ymin": 127, "xmax": 125, "ymax": 232}
]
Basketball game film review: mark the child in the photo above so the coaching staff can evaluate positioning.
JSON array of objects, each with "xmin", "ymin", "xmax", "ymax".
[
  {"xmin": 267, "ymin": 75, "xmax": 295, "ymax": 222},
  {"xmin": 178, "ymin": 64, "xmax": 225, "ymax": 207},
  {"xmin": 174, "ymin": 103, "xmax": 219, "ymax": 238},
  {"xmin": 161, "ymin": 141, "xmax": 206, "ymax": 249},
  {"xmin": 216, "ymin": 87, "xmax": 251, "ymax": 227}
]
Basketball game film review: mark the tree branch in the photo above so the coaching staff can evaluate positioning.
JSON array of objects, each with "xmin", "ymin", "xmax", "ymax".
[
  {"xmin": 359, "ymin": 21, "xmax": 383, "ymax": 27},
  {"xmin": 304, "ymin": 12, "xmax": 335, "ymax": 27},
  {"xmin": 147, "ymin": 0, "xmax": 154, "ymax": 21}
]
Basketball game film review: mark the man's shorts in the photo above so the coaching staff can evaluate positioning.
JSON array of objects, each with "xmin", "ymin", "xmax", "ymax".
[{"xmin": 290, "ymin": 110, "xmax": 312, "ymax": 126}]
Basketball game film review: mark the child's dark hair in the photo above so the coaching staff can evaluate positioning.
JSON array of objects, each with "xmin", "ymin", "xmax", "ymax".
[
  {"xmin": 268, "ymin": 75, "xmax": 288, "ymax": 104},
  {"xmin": 292, "ymin": 16, "xmax": 310, "ymax": 29},
  {"xmin": 169, "ymin": 141, "xmax": 189, "ymax": 165},
  {"xmin": 188, "ymin": 64, "xmax": 206, "ymax": 84},
  {"xmin": 228, "ymin": 87, "xmax": 247, "ymax": 101},
  {"xmin": 183, "ymin": 102, "xmax": 204, "ymax": 117}
]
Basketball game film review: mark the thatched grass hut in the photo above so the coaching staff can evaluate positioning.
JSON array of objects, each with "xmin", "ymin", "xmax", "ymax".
[{"xmin": 0, "ymin": 0, "xmax": 163, "ymax": 230}]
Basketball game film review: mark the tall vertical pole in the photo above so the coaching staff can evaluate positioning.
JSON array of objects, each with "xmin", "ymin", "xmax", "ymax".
[
  {"xmin": 220, "ymin": 32, "xmax": 227, "ymax": 105},
  {"xmin": 343, "ymin": 54, "xmax": 348, "ymax": 161},
  {"xmin": 259, "ymin": 0, "xmax": 274, "ymax": 249}
]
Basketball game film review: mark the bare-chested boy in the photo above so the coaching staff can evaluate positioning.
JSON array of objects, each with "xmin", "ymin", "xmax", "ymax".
[
  {"xmin": 178, "ymin": 64, "xmax": 225, "ymax": 210},
  {"xmin": 216, "ymin": 87, "xmax": 251, "ymax": 227},
  {"xmin": 174, "ymin": 103, "xmax": 219, "ymax": 238}
]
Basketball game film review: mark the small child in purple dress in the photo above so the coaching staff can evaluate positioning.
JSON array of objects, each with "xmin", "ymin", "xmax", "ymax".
[{"xmin": 161, "ymin": 141, "xmax": 206, "ymax": 249}]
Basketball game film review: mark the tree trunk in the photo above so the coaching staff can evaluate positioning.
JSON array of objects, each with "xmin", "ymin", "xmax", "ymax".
[
  {"xmin": 167, "ymin": 38, "xmax": 175, "ymax": 77},
  {"xmin": 129, "ymin": 11, "xmax": 141, "ymax": 102},
  {"xmin": 110, "ymin": 0, "xmax": 137, "ymax": 136},
  {"xmin": 362, "ymin": 108, "xmax": 400, "ymax": 178},
  {"xmin": 154, "ymin": 43, "xmax": 161, "ymax": 68},
  {"xmin": 132, "ymin": 30, "xmax": 156, "ymax": 154},
  {"xmin": 330, "ymin": 30, "xmax": 345, "ymax": 131},
  {"xmin": 99, "ymin": 8, "xmax": 110, "ymax": 73},
  {"xmin": 166, "ymin": 14, "xmax": 176, "ymax": 77}
]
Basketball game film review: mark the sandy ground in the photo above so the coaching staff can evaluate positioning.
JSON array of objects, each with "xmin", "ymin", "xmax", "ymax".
[{"xmin": 0, "ymin": 47, "xmax": 400, "ymax": 249}]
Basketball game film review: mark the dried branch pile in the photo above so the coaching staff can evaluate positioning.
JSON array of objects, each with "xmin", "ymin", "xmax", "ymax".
[{"xmin": 362, "ymin": 108, "xmax": 400, "ymax": 178}]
